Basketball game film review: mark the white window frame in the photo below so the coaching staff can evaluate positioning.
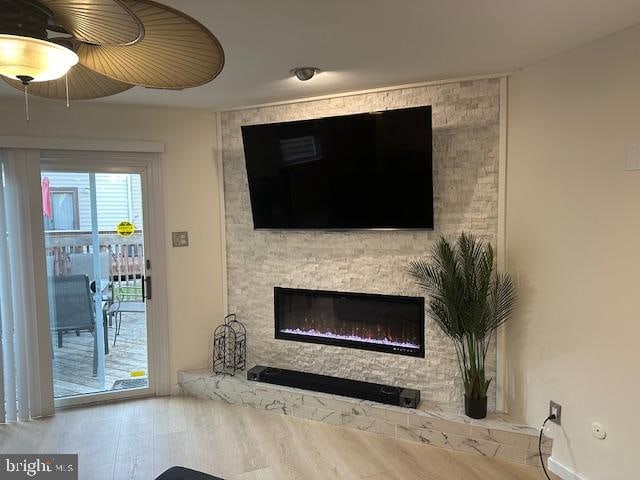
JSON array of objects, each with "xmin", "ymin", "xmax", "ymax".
[{"xmin": 44, "ymin": 186, "xmax": 80, "ymax": 231}]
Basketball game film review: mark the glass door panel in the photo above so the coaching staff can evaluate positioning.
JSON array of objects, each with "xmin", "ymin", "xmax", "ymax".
[{"xmin": 42, "ymin": 170, "xmax": 149, "ymax": 399}]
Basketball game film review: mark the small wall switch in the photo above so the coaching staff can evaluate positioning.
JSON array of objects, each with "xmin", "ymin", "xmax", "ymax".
[
  {"xmin": 549, "ymin": 401, "xmax": 562, "ymax": 425},
  {"xmin": 626, "ymin": 145, "xmax": 640, "ymax": 171},
  {"xmin": 172, "ymin": 231, "xmax": 189, "ymax": 247}
]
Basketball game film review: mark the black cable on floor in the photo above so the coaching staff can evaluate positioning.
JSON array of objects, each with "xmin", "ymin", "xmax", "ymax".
[{"xmin": 539, "ymin": 415, "xmax": 556, "ymax": 480}]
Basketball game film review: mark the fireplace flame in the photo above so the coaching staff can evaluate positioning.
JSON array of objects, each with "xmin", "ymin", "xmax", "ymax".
[{"xmin": 280, "ymin": 327, "xmax": 420, "ymax": 349}]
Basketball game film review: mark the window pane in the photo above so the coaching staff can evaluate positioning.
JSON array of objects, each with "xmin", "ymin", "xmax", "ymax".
[{"xmin": 52, "ymin": 192, "xmax": 75, "ymax": 230}]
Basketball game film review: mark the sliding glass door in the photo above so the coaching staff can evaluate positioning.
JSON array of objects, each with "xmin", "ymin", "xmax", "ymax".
[{"xmin": 42, "ymin": 168, "xmax": 151, "ymax": 401}]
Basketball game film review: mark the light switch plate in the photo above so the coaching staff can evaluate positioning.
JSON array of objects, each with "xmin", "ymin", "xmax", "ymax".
[
  {"xmin": 626, "ymin": 145, "xmax": 640, "ymax": 171},
  {"xmin": 172, "ymin": 231, "xmax": 189, "ymax": 247}
]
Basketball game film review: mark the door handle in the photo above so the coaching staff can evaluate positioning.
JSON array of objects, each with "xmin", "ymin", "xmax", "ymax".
[{"xmin": 142, "ymin": 276, "xmax": 152, "ymax": 301}]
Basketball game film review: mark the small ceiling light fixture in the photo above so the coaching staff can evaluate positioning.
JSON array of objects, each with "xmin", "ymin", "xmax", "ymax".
[{"xmin": 291, "ymin": 67, "xmax": 319, "ymax": 81}]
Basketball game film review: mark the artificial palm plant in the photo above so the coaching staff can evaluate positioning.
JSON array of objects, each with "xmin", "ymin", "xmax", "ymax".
[{"xmin": 408, "ymin": 233, "xmax": 517, "ymax": 418}]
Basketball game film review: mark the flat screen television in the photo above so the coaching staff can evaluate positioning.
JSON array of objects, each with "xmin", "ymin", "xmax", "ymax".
[{"xmin": 241, "ymin": 106, "xmax": 433, "ymax": 230}]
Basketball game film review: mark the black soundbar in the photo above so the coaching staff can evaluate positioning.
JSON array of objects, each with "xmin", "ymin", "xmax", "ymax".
[{"xmin": 247, "ymin": 365, "xmax": 420, "ymax": 409}]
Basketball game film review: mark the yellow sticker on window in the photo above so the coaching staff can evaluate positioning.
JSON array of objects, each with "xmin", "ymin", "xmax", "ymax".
[{"xmin": 116, "ymin": 221, "xmax": 135, "ymax": 237}]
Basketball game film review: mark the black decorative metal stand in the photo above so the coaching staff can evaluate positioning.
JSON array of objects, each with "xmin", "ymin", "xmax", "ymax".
[{"xmin": 213, "ymin": 313, "xmax": 246, "ymax": 375}]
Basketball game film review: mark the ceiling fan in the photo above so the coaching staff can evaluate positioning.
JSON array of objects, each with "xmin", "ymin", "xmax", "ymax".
[{"xmin": 0, "ymin": 0, "xmax": 224, "ymax": 110}]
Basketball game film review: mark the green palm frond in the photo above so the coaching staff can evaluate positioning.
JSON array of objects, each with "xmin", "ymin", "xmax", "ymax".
[{"xmin": 408, "ymin": 233, "xmax": 517, "ymax": 400}]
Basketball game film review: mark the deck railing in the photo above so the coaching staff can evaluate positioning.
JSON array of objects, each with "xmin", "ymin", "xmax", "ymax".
[{"xmin": 45, "ymin": 230, "xmax": 144, "ymax": 286}]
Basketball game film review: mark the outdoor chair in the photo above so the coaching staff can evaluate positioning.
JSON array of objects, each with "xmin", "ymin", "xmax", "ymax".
[
  {"xmin": 108, "ymin": 276, "xmax": 145, "ymax": 346},
  {"xmin": 68, "ymin": 252, "xmax": 111, "ymax": 279},
  {"xmin": 51, "ymin": 274, "xmax": 98, "ymax": 375}
]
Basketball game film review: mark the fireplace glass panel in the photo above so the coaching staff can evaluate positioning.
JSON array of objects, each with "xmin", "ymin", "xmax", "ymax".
[{"xmin": 274, "ymin": 287, "xmax": 425, "ymax": 357}]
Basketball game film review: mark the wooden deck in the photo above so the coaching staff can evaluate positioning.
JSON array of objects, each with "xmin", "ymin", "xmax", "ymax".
[{"xmin": 52, "ymin": 307, "xmax": 148, "ymax": 398}]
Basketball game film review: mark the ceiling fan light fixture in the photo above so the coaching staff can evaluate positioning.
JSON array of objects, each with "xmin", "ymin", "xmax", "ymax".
[
  {"xmin": 1, "ymin": 0, "xmax": 225, "ymax": 103},
  {"xmin": 0, "ymin": 34, "xmax": 78, "ymax": 84},
  {"xmin": 291, "ymin": 67, "xmax": 319, "ymax": 81}
]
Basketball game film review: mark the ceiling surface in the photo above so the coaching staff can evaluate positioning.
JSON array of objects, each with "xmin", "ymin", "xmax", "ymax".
[{"xmin": 2, "ymin": 0, "xmax": 640, "ymax": 110}]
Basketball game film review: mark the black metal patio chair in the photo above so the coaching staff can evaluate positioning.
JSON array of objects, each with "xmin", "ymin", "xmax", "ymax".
[{"xmin": 50, "ymin": 274, "xmax": 98, "ymax": 375}]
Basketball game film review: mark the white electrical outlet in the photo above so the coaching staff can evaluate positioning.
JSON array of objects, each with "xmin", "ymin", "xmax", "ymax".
[
  {"xmin": 549, "ymin": 401, "xmax": 562, "ymax": 425},
  {"xmin": 591, "ymin": 422, "xmax": 606, "ymax": 440}
]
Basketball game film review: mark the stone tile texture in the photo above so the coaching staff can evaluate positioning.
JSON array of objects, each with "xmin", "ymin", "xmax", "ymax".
[
  {"xmin": 221, "ymin": 78, "xmax": 501, "ymax": 409},
  {"xmin": 178, "ymin": 370, "xmax": 551, "ymax": 467}
]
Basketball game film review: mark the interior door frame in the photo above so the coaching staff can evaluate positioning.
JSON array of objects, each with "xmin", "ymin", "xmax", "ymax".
[{"xmin": 40, "ymin": 150, "xmax": 170, "ymax": 408}]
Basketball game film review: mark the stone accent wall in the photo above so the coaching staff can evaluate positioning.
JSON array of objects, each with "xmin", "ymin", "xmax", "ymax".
[{"xmin": 221, "ymin": 78, "xmax": 501, "ymax": 408}]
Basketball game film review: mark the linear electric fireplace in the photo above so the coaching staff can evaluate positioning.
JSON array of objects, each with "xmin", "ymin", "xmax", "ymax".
[{"xmin": 274, "ymin": 287, "xmax": 425, "ymax": 357}]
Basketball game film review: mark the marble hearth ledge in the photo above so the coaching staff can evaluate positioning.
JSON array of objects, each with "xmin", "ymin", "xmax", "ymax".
[{"xmin": 178, "ymin": 369, "xmax": 551, "ymax": 467}]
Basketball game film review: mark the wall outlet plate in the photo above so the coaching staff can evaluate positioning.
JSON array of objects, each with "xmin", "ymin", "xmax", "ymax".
[{"xmin": 549, "ymin": 401, "xmax": 562, "ymax": 425}]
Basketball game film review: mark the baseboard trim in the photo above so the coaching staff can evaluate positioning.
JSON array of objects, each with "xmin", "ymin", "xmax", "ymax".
[{"xmin": 548, "ymin": 457, "xmax": 586, "ymax": 480}]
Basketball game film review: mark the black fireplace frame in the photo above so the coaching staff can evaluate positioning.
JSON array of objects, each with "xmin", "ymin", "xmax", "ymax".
[{"xmin": 274, "ymin": 287, "xmax": 425, "ymax": 358}]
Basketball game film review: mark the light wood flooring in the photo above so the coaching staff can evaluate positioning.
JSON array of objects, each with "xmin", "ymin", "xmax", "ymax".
[
  {"xmin": 0, "ymin": 396, "xmax": 556, "ymax": 480},
  {"xmin": 52, "ymin": 309, "xmax": 148, "ymax": 397}
]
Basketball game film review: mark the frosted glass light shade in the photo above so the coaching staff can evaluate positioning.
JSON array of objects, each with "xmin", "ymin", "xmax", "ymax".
[{"xmin": 0, "ymin": 34, "xmax": 78, "ymax": 82}]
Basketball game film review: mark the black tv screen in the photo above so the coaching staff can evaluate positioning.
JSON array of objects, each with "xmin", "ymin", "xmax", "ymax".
[{"xmin": 241, "ymin": 106, "xmax": 433, "ymax": 230}]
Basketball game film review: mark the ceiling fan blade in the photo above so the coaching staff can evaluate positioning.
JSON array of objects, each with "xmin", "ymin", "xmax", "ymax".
[
  {"xmin": 39, "ymin": 0, "xmax": 143, "ymax": 45},
  {"xmin": 2, "ymin": 63, "xmax": 133, "ymax": 100},
  {"xmin": 77, "ymin": 0, "xmax": 224, "ymax": 89}
]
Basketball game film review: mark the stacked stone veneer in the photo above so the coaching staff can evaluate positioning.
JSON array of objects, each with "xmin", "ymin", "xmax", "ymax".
[{"xmin": 221, "ymin": 78, "xmax": 501, "ymax": 409}]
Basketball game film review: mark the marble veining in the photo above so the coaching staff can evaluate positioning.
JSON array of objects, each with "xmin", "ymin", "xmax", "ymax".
[{"xmin": 178, "ymin": 369, "xmax": 553, "ymax": 466}]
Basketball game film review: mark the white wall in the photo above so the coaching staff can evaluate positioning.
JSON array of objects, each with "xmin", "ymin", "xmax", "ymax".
[
  {"xmin": 0, "ymin": 97, "xmax": 224, "ymax": 387},
  {"xmin": 505, "ymin": 26, "xmax": 640, "ymax": 479}
]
